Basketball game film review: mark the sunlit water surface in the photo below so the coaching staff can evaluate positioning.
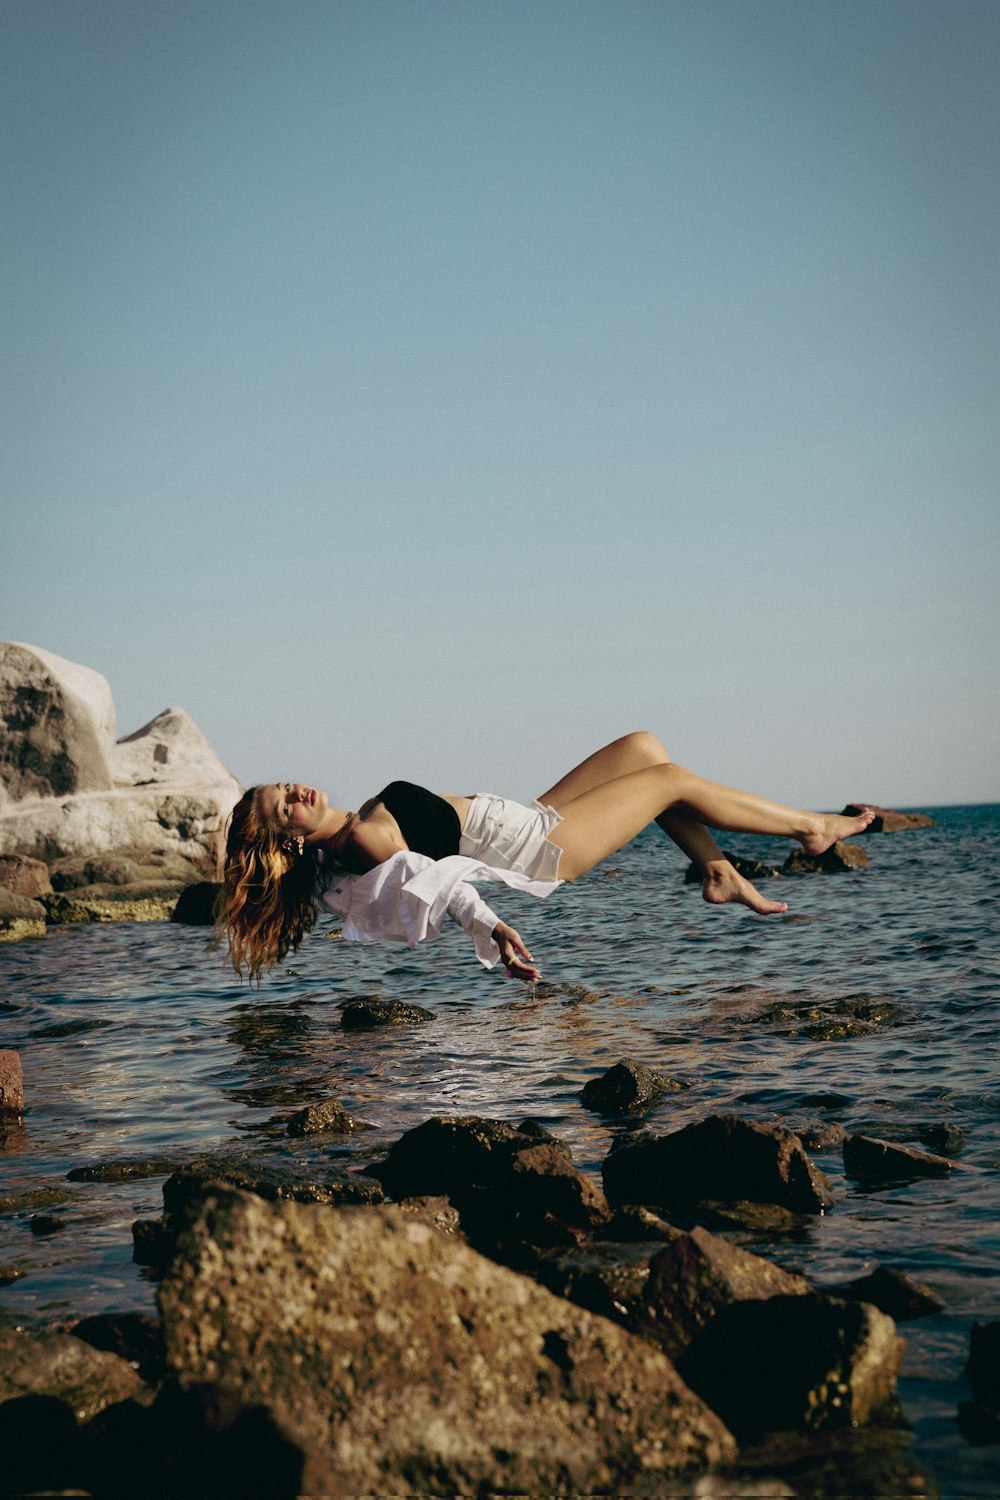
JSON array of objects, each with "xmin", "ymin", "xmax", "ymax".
[{"xmin": 2, "ymin": 806, "xmax": 998, "ymax": 1494}]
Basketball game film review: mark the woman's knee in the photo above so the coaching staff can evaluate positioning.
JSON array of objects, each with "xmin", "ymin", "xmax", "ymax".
[{"xmin": 622, "ymin": 730, "xmax": 670, "ymax": 765}]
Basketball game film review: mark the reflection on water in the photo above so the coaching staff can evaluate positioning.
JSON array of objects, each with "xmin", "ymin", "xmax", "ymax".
[{"xmin": 0, "ymin": 806, "xmax": 998, "ymax": 1494}]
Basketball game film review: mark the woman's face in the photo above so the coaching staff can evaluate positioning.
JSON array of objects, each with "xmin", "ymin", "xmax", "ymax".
[{"xmin": 257, "ymin": 782, "xmax": 328, "ymax": 840}]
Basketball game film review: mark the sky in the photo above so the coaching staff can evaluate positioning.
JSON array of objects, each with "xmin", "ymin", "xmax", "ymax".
[{"xmin": 2, "ymin": 0, "xmax": 997, "ymax": 811}]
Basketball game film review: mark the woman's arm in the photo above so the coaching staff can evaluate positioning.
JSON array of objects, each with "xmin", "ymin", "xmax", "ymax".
[{"xmin": 490, "ymin": 920, "xmax": 541, "ymax": 983}]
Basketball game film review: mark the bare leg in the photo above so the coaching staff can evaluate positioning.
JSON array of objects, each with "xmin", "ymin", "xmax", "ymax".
[
  {"xmin": 543, "ymin": 747, "xmax": 873, "ymax": 884},
  {"xmin": 538, "ymin": 732, "xmax": 788, "ymax": 913}
]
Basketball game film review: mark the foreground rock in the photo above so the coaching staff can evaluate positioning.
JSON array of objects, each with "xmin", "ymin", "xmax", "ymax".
[
  {"xmin": 580, "ymin": 1057, "xmax": 686, "ymax": 1114},
  {"xmin": 603, "ymin": 1115, "xmax": 833, "ymax": 1215},
  {"xmin": 0, "ymin": 1326, "xmax": 146, "ymax": 1419},
  {"xmin": 158, "ymin": 1191, "xmax": 736, "ymax": 1492},
  {"xmin": 0, "ymin": 643, "xmax": 241, "ymax": 869},
  {"xmin": 677, "ymin": 1294, "xmax": 904, "ymax": 1441},
  {"xmin": 635, "ymin": 1225, "xmax": 810, "ymax": 1361},
  {"xmin": 842, "ymin": 803, "xmax": 934, "ymax": 832}
]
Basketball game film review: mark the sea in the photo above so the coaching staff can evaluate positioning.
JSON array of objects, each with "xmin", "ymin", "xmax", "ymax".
[{"xmin": 1, "ymin": 805, "xmax": 998, "ymax": 1496}]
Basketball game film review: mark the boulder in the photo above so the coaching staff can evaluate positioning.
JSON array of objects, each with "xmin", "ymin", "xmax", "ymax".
[
  {"xmin": 843, "ymin": 1133, "xmax": 953, "ymax": 1183},
  {"xmin": 0, "ymin": 1326, "xmax": 146, "ymax": 1420},
  {"xmin": 0, "ymin": 643, "xmax": 241, "ymax": 868},
  {"xmin": 49, "ymin": 850, "xmax": 203, "ymax": 889},
  {"xmin": 157, "ymin": 1191, "xmax": 736, "ymax": 1493},
  {"xmin": 828, "ymin": 1266, "xmax": 943, "ymax": 1321},
  {"xmin": 602, "ymin": 1114, "xmax": 833, "ymax": 1215},
  {"xmin": 0, "ymin": 1049, "xmax": 24, "ymax": 1117},
  {"xmin": 170, "ymin": 881, "xmax": 221, "ymax": 925},
  {"xmin": 842, "ymin": 803, "xmax": 934, "ymax": 832},
  {"xmin": 0, "ymin": 853, "xmax": 52, "ymax": 897},
  {"xmin": 783, "ymin": 842, "xmax": 868, "ymax": 874},
  {"xmin": 0, "ymin": 642, "xmax": 116, "ymax": 804},
  {"xmin": 0, "ymin": 887, "xmax": 46, "ymax": 941},
  {"xmin": 635, "ymin": 1224, "xmax": 810, "ymax": 1362},
  {"xmin": 677, "ymin": 1293, "xmax": 904, "ymax": 1441},
  {"xmin": 374, "ymin": 1116, "xmax": 610, "ymax": 1255},
  {"xmin": 285, "ymin": 1098, "xmax": 363, "ymax": 1137},
  {"xmin": 580, "ymin": 1057, "xmax": 686, "ymax": 1114}
]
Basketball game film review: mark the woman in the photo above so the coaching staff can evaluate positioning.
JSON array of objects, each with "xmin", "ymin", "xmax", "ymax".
[{"xmin": 218, "ymin": 731, "xmax": 874, "ymax": 985}]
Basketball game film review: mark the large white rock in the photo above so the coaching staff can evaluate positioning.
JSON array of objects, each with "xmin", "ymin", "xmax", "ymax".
[
  {"xmin": 0, "ymin": 643, "xmax": 117, "ymax": 807},
  {"xmin": 0, "ymin": 644, "xmax": 242, "ymax": 868}
]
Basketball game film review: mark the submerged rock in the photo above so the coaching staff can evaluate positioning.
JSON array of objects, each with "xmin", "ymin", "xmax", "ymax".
[
  {"xmin": 743, "ymin": 996, "xmax": 906, "ymax": 1041},
  {"xmin": 602, "ymin": 1114, "xmax": 833, "ymax": 1215},
  {"xmin": 580, "ymin": 1057, "xmax": 686, "ymax": 1114},
  {"xmin": 67, "ymin": 1158, "xmax": 179, "ymax": 1184},
  {"xmin": 843, "ymin": 1133, "xmax": 954, "ymax": 1182},
  {"xmin": 157, "ymin": 1191, "xmax": 736, "ymax": 1493},
  {"xmin": 677, "ymin": 1293, "xmax": 904, "ymax": 1441},
  {"xmin": 340, "ymin": 998, "xmax": 434, "ymax": 1028},
  {"xmin": 285, "ymin": 1098, "xmax": 364, "ymax": 1137}
]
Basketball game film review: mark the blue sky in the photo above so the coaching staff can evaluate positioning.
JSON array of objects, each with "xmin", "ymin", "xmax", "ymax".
[{"xmin": 3, "ymin": 0, "xmax": 997, "ymax": 810}]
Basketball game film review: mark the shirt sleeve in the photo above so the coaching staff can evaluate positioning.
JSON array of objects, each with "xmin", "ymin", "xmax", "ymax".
[{"xmin": 445, "ymin": 882, "xmax": 502, "ymax": 967}]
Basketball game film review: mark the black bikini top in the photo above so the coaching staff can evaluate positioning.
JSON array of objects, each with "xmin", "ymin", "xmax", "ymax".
[{"xmin": 375, "ymin": 780, "xmax": 461, "ymax": 860}]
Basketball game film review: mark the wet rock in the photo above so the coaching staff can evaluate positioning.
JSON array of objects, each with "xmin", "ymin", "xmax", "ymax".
[
  {"xmin": 965, "ymin": 1320, "xmax": 1000, "ymax": 1411},
  {"xmin": 843, "ymin": 1133, "xmax": 953, "ymax": 1182},
  {"xmin": 580, "ymin": 1057, "xmax": 687, "ymax": 1114},
  {"xmin": 919, "ymin": 1121, "xmax": 964, "ymax": 1155},
  {"xmin": 170, "ymin": 880, "xmax": 221, "ymax": 925},
  {"xmin": 67, "ymin": 1157, "xmax": 179, "ymax": 1183},
  {"xmin": 0, "ymin": 1184, "xmax": 74, "ymax": 1214},
  {"xmin": 685, "ymin": 852, "xmax": 782, "ymax": 883},
  {"xmin": 0, "ymin": 1264, "xmax": 25, "ymax": 1286},
  {"xmin": 158, "ymin": 1191, "xmax": 736, "ymax": 1492},
  {"xmin": 595, "ymin": 1204, "xmax": 683, "ymax": 1244},
  {"xmin": 34, "ymin": 1017, "xmax": 112, "ymax": 1038},
  {"xmin": 374, "ymin": 1116, "xmax": 610, "ymax": 1255},
  {"xmin": 340, "ymin": 997, "xmax": 434, "ymax": 1027},
  {"xmin": 677, "ymin": 1293, "xmax": 904, "ymax": 1442},
  {"xmin": 0, "ymin": 853, "xmax": 52, "ymax": 898},
  {"xmin": 0, "ymin": 886, "xmax": 47, "ymax": 941},
  {"xmin": 745, "ymin": 996, "xmax": 905, "ymax": 1040},
  {"xmin": 603, "ymin": 1114, "xmax": 833, "ymax": 1215},
  {"xmin": 535, "ymin": 1241, "xmax": 655, "ymax": 1325},
  {"xmin": 842, "ymin": 803, "xmax": 934, "ymax": 832},
  {"xmin": 828, "ymin": 1265, "xmax": 944, "ymax": 1321},
  {"xmin": 635, "ymin": 1224, "xmax": 809, "ymax": 1362},
  {"xmin": 0, "ymin": 1326, "xmax": 146, "ymax": 1421},
  {"xmin": 395, "ymin": 1194, "xmax": 464, "ymax": 1236},
  {"xmin": 132, "ymin": 1156, "xmax": 384, "ymax": 1271},
  {"xmin": 42, "ymin": 881, "xmax": 185, "ymax": 923},
  {"xmin": 799, "ymin": 1122, "xmax": 848, "ymax": 1151},
  {"xmin": 737, "ymin": 1425, "xmax": 933, "ymax": 1500},
  {"xmin": 285, "ymin": 1098, "xmax": 362, "ymax": 1137},
  {"xmin": 30, "ymin": 1212, "xmax": 66, "ymax": 1235},
  {"xmin": 72, "ymin": 1313, "xmax": 166, "ymax": 1385},
  {"xmin": 694, "ymin": 1199, "xmax": 807, "ymax": 1233},
  {"xmin": 783, "ymin": 841, "xmax": 869, "ymax": 873},
  {"xmin": 0, "ymin": 1048, "xmax": 24, "ymax": 1116}
]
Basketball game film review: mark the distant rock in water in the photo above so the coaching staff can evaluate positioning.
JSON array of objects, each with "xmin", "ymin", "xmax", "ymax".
[
  {"xmin": 783, "ymin": 841, "xmax": 868, "ymax": 874},
  {"xmin": 0, "ymin": 643, "xmax": 241, "ymax": 873},
  {"xmin": 684, "ymin": 851, "xmax": 782, "ymax": 883},
  {"xmin": 842, "ymin": 803, "xmax": 934, "ymax": 832}
]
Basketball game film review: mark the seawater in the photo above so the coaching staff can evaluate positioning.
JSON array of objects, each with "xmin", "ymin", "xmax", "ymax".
[{"xmin": 1, "ymin": 805, "xmax": 998, "ymax": 1494}]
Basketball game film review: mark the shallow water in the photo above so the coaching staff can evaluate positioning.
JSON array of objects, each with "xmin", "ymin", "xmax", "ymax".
[{"xmin": 2, "ymin": 806, "xmax": 998, "ymax": 1494}]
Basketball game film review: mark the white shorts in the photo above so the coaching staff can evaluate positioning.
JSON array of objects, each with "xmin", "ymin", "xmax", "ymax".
[{"xmin": 459, "ymin": 794, "xmax": 564, "ymax": 884}]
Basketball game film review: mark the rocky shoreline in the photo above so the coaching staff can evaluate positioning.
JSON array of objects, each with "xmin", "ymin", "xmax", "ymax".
[{"xmin": 3, "ymin": 1059, "xmax": 992, "ymax": 1497}]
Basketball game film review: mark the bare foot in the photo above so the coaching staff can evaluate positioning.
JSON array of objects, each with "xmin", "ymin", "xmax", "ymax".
[
  {"xmin": 798, "ymin": 805, "xmax": 876, "ymax": 856},
  {"xmin": 702, "ymin": 863, "xmax": 788, "ymax": 916}
]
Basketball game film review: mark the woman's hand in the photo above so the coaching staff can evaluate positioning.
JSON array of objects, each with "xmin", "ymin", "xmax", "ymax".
[{"xmin": 492, "ymin": 921, "xmax": 541, "ymax": 983}]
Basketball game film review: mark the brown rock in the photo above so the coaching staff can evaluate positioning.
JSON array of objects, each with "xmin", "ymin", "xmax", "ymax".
[
  {"xmin": 635, "ymin": 1224, "xmax": 809, "ymax": 1361},
  {"xmin": 842, "ymin": 804, "xmax": 934, "ymax": 832},
  {"xmin": 602, "ymin": 1114, "xmax": 833, "ymax": 1214},
  {"xmin": 685, "ymin": 851, "xmax": 782, "ymax": 883},
  {"xmin": 0, "ymin": 1049, "xmax": 24, "ymax": 1117},
  {"xmin": 285, "ymin": 1098, "xmax": 361, "ymax": 1137},
  {"xmin": 580, "ymin": 1057, "xmax": 687, "ymax": 1114},
  {"xmin": 0, "ymin": 853, "xmax": 52, "ymax": 898},
  {"xmin": 843, "ymin": 1133, "xmax": 953, "ymax": 1182},
  {"xmin": 783, "ymin": 841, "xmax": 868, "ymax": 874},
  {"xmin": 158, "ymin": 1191, "xmax": 736, "ymax": 1492},
  {"xmin": 678, "ymin": 1293, "xmax": 904, "ymax": 1441},
  {"xmin": 829, "ymin": 1265, "xmax": 944, "ymax": 1321},
  {"xmin": 0, "ymin": 1327, "xmax": 146, "ymax": 1421},
  {"xmin": 0, "ymin": 887, "xmax": 47, "ymax": 942}
]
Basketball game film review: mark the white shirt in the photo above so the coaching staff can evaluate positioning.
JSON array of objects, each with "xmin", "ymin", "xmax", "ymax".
[{"xmin": 320, "ymin": 851, "xmax": 561, "ymax": 967}]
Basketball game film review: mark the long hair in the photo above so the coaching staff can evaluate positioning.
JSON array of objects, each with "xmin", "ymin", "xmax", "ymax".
[{"xmin": 216, "ymin": 787, "xmax": 321, "ymax": 984}]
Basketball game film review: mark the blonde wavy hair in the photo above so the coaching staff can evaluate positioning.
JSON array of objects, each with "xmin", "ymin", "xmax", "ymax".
[{"xmin": 216, "ymin": 786, "xmax": 321, "ymax": 984}]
